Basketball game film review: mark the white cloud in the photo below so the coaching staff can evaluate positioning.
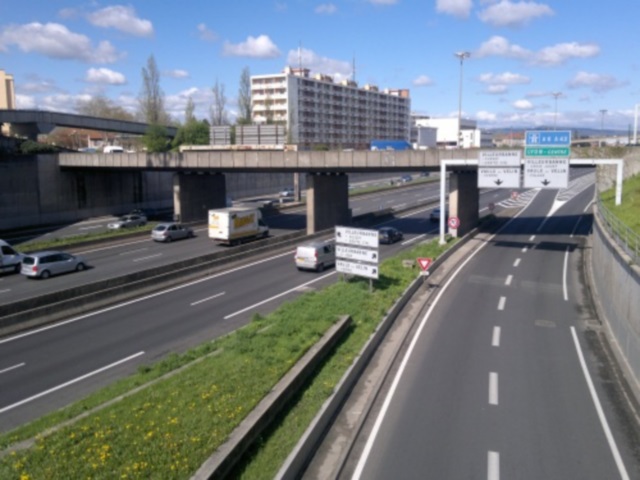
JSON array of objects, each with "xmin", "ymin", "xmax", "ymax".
[
  {"xmin": 478, "ymin": 72, "xmax": 530, "ymax": 88},
  {"xmin": 567, "ymin": 71, "xmax": 625, "ymax": 93},
  {"xmin": 413, "ymin": 75, "xmax": 434, "ymax": 87},
  {"xmin": 436, "ymin": 0, "xmax": 473, "ymax": 18},
  {"xmin": 57, "ymin": 7, "xmax": 79, "ymax": 19},
  {"xmin": 165, "ymin": 69, "xmax": 190, "ymax": 79},
  {"xmin": 476, "ymin": 36, "xmax": 530, "ymax": 60},
  {"xmin": 16, "ymin": 94, "xmax": 36, "ymax": 109},
  {"xmin": 223, "ymin": 35, "xmax": 280, "ymax": 58},
  {"xmin": 87, "ymin": 5, "xmax": 154, "ymax": 37},
  {"xmin": 367, "ymin": 0, "xmax": 399, "ymax": 4},
  {"xmin": 0, "ymin": 22, "xmax": 120, "ymax": 63},
  {"xmin": 286, "ymin": 48, "xmax": 352, "ymax": 81},
  {"xmin": 478, "ymin": 1, "xmax": 554, "ymax": 27},
  {"xmin": 476, "ymin": 110, "xmax": 497, "ymax": 121},
  {"xmin": 85, "ymin": 68, "xmax": 126, "ymax": 85},
  {"xmin": 197, "ymin": 23, "xmax": 218, "ymax": 42},
  {"xmin": 315, "ymin": 3, "xmax": 337, "ymax": 14},
  {"xmin": 534, "ymin": 42, "xmax": 599, "ymax": 66},
  {"xmin": 513, "ymin": 99, "xmax": 534, "ymax": 110},
  {"xmin": 486, "ymin": 84, "xmax": 508, "ymax": 94}
]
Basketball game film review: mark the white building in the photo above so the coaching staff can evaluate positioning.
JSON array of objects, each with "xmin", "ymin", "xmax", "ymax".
[
  {"xmin": 251, "ymin": 67, "xmax": 411, "ymax": 149},
  {"xmin": 411, "ymin": 115, "xmax": 492, "ymax": 149}
]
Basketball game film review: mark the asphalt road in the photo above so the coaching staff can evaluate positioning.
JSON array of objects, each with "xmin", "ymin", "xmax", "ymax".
[{"xmin": 343, "ymin": 178, "xmax": 638, "ymax": 479}]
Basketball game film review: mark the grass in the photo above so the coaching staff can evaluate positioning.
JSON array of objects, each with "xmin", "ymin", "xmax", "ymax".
[
  {"xmin": 0, "ymin": 236, "xmax": 454, "ymax": 480},
  {"xmin": 600, "ymin": 172, "xmax": 640, "ymax": 236}
]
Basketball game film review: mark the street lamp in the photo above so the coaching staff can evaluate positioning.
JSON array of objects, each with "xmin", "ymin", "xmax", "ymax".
[
  {"xmin": 454, "ymin": 51, "xmax": 470, "ymax": 148},
  {"xmin": 552, "ymin": 92, "xmax": 561, "ymax": 129},
  {"xmin": 634, "ymin": 104, "xmax": 640, "ymax": 145}
]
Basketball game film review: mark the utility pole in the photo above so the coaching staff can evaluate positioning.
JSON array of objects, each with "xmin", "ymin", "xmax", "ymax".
[
  {"xmin": 454, "ymin": 51, "xmax": 470, "ymax": 148},
  {"xmin": 552, "ymin": 92, "xmax": 561, "ymax": 130}
]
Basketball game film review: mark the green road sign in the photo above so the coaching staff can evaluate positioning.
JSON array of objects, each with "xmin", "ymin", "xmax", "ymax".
[{"xmin": 525, "ymin": 146, "xmax": 570, "ymax": 157}]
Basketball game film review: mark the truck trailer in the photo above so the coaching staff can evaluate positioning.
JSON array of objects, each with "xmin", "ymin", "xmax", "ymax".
[{"xmin": 208, "ymin": 206, "xmax": 269, "ymax": 245}]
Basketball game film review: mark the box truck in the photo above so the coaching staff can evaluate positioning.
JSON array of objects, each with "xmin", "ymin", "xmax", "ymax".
[{"xmin": 208, "ymin": 207, "xmax": 269, "ymax": 245}]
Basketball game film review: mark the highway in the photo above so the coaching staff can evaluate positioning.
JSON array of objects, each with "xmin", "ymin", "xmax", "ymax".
[{"xmin": 341, "ymin": 176, "xmax": 639, "ymax": 479}]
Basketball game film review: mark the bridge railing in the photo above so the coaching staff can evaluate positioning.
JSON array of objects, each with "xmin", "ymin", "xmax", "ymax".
[{"xmin": 596, "ymin": 197, "xmax": 640, "ymax": 265}]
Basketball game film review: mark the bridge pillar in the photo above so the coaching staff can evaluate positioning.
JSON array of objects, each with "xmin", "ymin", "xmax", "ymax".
[
  {"xmin": 173, "ymin": 172, "xmax": 226, "ymax": 222},
  {"xmin": 306, "ymin": 173, "xmax": 350, "ymax": 234},
  {"xmin": 449, "ymin": 170, "xmax": 479, "ymax": 237}
]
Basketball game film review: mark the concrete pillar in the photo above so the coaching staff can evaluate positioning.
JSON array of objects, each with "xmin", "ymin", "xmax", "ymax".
[
  {"xmin": 173, "ymin": 172, "xmax": 226, "ymax": 223},
  {"xmin": 449, "ymin": 170, "xmax": 479, "ymax": 237},
  {"xmin": 306, "ymin": 173, "xmax": 350, "ymax": 234}
]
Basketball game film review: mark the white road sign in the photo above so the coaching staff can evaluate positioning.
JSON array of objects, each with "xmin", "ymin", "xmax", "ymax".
[
  {"xmin": 336, "ymin": 245, "xmax": 379, "ymax": 263},
  {"xmin": 335, "ymin": 226, "xmax": 379, "ymax": 248},
  {"xmin": 478, "ymin": 167, "xmax": 521, "ymax": 188},
  {"xmin": 523, "ymin": 157, "xmax": 569, "ymax": 189},
  {"xmin": 478, "ymin": 150, "xmax": 521, "ymax": 167},
  {"xmin": 336, "ymin": 259, "xmax": 379, "ymax": 280}
]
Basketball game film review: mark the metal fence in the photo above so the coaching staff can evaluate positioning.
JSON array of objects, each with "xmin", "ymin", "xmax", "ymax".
[{"xmin": 596, "ymin": 197, "xmax": 640, "ymax": 265}]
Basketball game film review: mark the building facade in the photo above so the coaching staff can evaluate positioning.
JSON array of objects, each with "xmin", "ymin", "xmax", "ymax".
[
  {"xmin": 0, "ymin": 69, "xmax": 16, "ymax": 136},
  {"xmin": 251, "ymin": 67, "xmax": 411, "ymax": 149},
  {"xmin": 411, "ymin": 115, "xmax": 492, "ymax": 149}
]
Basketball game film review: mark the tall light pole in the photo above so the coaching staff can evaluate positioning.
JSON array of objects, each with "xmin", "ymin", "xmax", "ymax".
[
  {"xmin": 552, "ymin": 92, "xmax": 561, "ymax": 129},
  {"xmin": 634, "ymin": 104, "xmax": 639, "ymax": 145},
  {"xmin": 454, "ymin": 51, "xmax": 470, "ymax": 148}
]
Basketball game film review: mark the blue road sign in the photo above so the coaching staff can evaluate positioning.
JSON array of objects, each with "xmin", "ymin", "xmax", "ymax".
[{"xmin": 525, "ymin": 130, "xmax": 572, "ymax": 146}]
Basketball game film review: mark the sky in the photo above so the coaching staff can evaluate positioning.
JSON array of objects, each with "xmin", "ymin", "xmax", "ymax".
[{"xmin": 1, "ymin": 0, "xmax": 639, "ymax": 132}]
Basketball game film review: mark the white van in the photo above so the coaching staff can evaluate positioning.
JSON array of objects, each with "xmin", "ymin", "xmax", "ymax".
[
  {"xmin": 103, "ymin": 145, "xmax": 124, "ymax": 153},
  {"xmin": 0, "ymin": 239, "xmax": 24, "ymax": 274},
  {"xmin": 295, "ymin": 241, "xmax": 335, "ymax": 272}
]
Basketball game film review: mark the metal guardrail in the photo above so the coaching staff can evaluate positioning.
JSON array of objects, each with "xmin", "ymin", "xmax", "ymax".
[{"xmin": 596, "ymin": 197, "xmax": 640, "ymax": 265}]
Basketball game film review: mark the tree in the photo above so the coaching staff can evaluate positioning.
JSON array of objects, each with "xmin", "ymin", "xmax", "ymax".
[
  {"xmin": 172, "ymin": 120, "xmax": 210, "ymax": 149},
  {"xmin": 142, "ymin": 124, "xmax": 170, "ymax": 152},
  {"xmin": 76, "ymin": 96, "xmax": 135, "ymax": 121},
  {"xmin": 184, "ymin": 96, "xmax": 196, "ymax": 124},
  {"xmin": 210, "ymin": 78, "xmax": 228, "ymax": 126},
  {"xmin": 237, "ymin": 67, "xmax": 252, "ymax": 125},
  {"xmin": 138, "ymin": 55, "xmax": 168, "ymax": 125}
]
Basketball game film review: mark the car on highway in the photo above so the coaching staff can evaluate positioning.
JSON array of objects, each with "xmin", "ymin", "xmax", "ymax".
[
  {"xmin": 279, "ymin": 187, "xmax": 295, "ymax": 198},
  {"xmin": 107, "ymin": 213, "xmax": 147, "ymax": 230},
  {"xmin": 151, "ymin": 223, "xmax": 194, "ymax": 242},
  {"xmin": 0, "ymin": 239, "xmax": 24, "ymax": 274},
  {"xmin": 20, "ymin": 251, "xmax": 87, "ymax": 279},
  {"xmin": 401, "ymin": 175, "xmax": 413, "ymax": 183},
  {"xmin": 430, "ymin": 207, "xmax": 448, "ymax": 222},
  {"xmin": 295, "ymin": 241, "xmax": 335, "ymax": 272},
  {"xmin": 378, "ymin": 226, "xmax": 404, "ymax": 244}
]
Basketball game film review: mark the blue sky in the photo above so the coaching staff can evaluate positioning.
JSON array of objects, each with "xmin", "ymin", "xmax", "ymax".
[{"xmin": 1, "ymin": 0, "xmax": 638, "ymax": 131}]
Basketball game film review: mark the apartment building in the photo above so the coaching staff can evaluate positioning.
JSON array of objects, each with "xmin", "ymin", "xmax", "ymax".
[
  {"xmin": 0, "ymin": 69, "xmax": 16, "ymax": 136},
  {"xmin": 251, "ymin": 67, "xmax": 410, "ymax": 149}
]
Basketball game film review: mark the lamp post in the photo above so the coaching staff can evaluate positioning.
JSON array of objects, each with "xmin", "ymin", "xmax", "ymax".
[
  {"xmin": 634, "ymin": 104, "xmax": 639, "ymax": 145},
  {"xmin": 454, "ymin": 51, "xmax": 470, "ymax": 148},
  {"xmin": 552, "ymin": 92, "xmax": 561, "ymax": 129}
]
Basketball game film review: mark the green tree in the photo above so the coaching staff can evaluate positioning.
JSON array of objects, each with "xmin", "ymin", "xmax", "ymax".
[
  {"xmin": 237, "ymin": 67, "xmax": 252, "ymax": 125},
  {"xmin": 143, "ymin": 124, "xmax": 170, "ymax": 152},
  {"xmin": 172, "ymin": 120, "xmax": 210, "ymax": 149}
]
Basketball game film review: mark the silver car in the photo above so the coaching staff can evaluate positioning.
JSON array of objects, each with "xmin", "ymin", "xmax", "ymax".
[
  {"xmin": 21, "ymin": 251, "xmax": 87, "ymax": 279},
  {"xmin": 151, "ymin": 223, "xmax": 194, "ymax": 242},
  {"xmin": 107, "ymin": 214, "xmax": 147, "ymax": 230},
  {"xmin": 295, "ymin": 241, "xmax": 335, "ymax": 272}
]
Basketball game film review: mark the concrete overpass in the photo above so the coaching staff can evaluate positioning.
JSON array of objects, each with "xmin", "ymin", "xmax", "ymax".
[{"xmin": 0, "ymin": 109, "xmax": 177, "ymax": 140}]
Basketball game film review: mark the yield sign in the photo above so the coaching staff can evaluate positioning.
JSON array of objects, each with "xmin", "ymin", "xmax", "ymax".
[{"xmin": 417, "ymin": 257, "xmax": 433, "ymax": 272}]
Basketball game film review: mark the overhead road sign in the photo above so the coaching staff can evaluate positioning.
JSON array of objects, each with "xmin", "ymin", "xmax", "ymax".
[
  {"xmin": 478, "ymin": 167, "xmax": 521, "ymax": 188},
  {"xmin": 335, "ymin": 226, "xmax": 379, "ymax": 248},
  {"xmin": 336, "ymin": 245, "xmax": 378, "ymax": 263},
  {"xmin": 478, "ymin": 150, "xmax": 521, "ymax": 167},
  {"xmin": 336, "ymin": 259, "xmax": 379, "ymax": 280},
  {"xmin": 525, "ymin": 130, "xmax": 572, "ymax": 146},
  {"xmin": 525, "ymin": 147, "xmax": 570, "ymax": 157},
  {"xmin": 523, "ymin": 158, "xmax": 569, "ymax": 189}
]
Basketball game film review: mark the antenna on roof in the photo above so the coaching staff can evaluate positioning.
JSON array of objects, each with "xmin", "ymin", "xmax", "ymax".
[
  {"xmin": 352, "ymin": 54, "xmax": 356, "ymax": 82},
  {"xmin": 298, "ymin": 42, "xmax": 302, "ymax": 70}
]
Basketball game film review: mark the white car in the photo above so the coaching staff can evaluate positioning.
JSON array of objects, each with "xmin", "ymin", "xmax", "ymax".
[
  {"xmin": 108, "ymin": 214, "xmax": 147, "ymax": 230},
  {"xmin": 279, "ymin": 187, "xmax": 294, "ymax": 198}
]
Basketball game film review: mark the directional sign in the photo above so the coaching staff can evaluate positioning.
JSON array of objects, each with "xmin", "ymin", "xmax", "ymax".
[
  {"xmin": 335, "ymin": 226, "xmax": 379, "ymax": 248},
  {"xmin": 525, "ymin": 146, "xmax": 570, "ymax": 157},
  {"xmin": 523, "ymin": 157, "xmax": 569, "ymax": 189},
  {"xmin": 448, "ymin": 216, "xmax": 460, "ymax": 229},
  {"xmin": 336, "ymin": 245, "xmax": 378, "ymax": 263},
  {"xmin": 478, "ymin": 167, "xmax": 521, "ymax": 188},
  {"xmin": 525, "ymin": 130, "xmax": 572, "ymax": 146},
  {"xmin": 336, "ymin": 259, "xmax": 379, "ymax": 280},
  {"xmin": 417, "ymin": 257, "xmax": 433, "ymax": 271},
  {"xmin": 478, "ymin": 150, "xmax": 521, "ymax": 167}
]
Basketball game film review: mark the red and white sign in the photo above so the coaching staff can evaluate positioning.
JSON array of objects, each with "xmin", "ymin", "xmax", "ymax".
[
  {"xmin": 417, "ymin": 257, "xmax": 433, "ymax": 272},
  {"xmin": 448, "ymin": 216, "xmax": 460, "ymax": 229},
  {"xmin": 511, "ymin": 191, "xmax": 519, "ymax": 200}
]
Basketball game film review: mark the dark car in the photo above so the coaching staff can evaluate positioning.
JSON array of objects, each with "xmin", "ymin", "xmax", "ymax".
[
  {"xmin": 400, "ymin": 175, "xmax": 413, "ymax": 183},
  {"xmin": 378, "ymin": 226, "xmax": 404, "ymax": 244},
  {"xmin": 430, "ymin": 207, "xmax": 449, "ymax": 222}
]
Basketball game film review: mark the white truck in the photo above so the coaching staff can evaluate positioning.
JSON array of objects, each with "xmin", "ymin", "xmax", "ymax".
[
  {"xmin": 0, "ymin": 239, "xmax": 24, "ymax": 274},
  {"xmin": 208, "ymin": 206, "xmax": 269, "ymax": 245}
]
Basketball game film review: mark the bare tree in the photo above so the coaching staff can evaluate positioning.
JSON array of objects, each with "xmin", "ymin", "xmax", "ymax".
[
  {"xmin": 237, "ymin": 67, "xmax": 252, "ymax": 125},
  {"xmin": 184, "ymin": 96, "xmax": 196, "ymax": 124},
  {"xmin": 210, "ymin": 78, "xmax": 228, "ymax": 126},
  {"xmin": 76, "ymin": 95, "xmax": 135, "ymax": 121},
  {"xmin": 138, "ymin": 54, "xmax": 168, "ymax": 125}
]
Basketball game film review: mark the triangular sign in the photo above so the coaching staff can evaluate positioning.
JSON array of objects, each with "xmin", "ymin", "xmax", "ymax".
[{"xmin": 417, "ymin": 257, "xmax": 433, "ymax": 271}]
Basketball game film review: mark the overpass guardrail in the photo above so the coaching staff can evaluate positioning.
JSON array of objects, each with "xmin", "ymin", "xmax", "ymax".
[{"xmin": 596, "ymin": 197, "xmax": 640, "ymax": 265}]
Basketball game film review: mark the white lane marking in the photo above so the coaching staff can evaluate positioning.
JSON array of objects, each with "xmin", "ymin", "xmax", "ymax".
[
  {"xmin": 529, "ymin": 235, "xmax": 536, "ymax": 241},
  {"xmin": 584, "ymin": 200, "xmax": 594, "ymax": 213},
  {"xmin": 0, "ymin": 249, "xmax": 297, "ymax": 346},
  {"xmin": 570, "ymin": 215, "xmax": 582, "ymax": 238},
  {"xmin": 133, "ymin": 254, "xmax": 163, "ymax": 262},
  {"xmin": 0, "ymin": 352, "xmax": 144, "ymax": 414},
  {"xmin": 190, "ymin": 291, "xmax": 226, "ymax": 306},
  {"xmin": 489, "ymin": 372, "xmax": 499, "ymax": 405},
  {"xmin": 395, "ymin": 203, "xmax": 407, "ymax": 209},
  {"xmin": 0, "ymin": 362, "xmax": 25, "ymax": 375},
  {"xmin": 119, "ymin": 248, "xmax": 148, "ymax": 256},
  {"xmin": 522, "ymin": 246, "xmax": 528, "ymax": 253},
  {"xmin": 492, "ymin": 327, "xmax": 501, "ymax": 347},
  {"xmin": 563, "ymin": 247, "xmax": 570, "ymax": 302},
  {"xmin": 488, "ymin": 451, "xmax": 500, "ymax": 480},
  {"xmin": 498, "ymin": 296, "xmax": 506, "ymax": 311},
  {"xmin": 505, "ymin": 275, "xmax": 513, "ymax": 286},
  {"xmin": 351, "ymin": 186, "xmax": 540, "ymax": 480},
  {"xmin": 513, "ymin": 258, "xmax": 521, "ymax": 267},
  {"xmin": 0, "ymin": 289, "xmax": 11, "ymax": 294},
  {"xmin": 224, "ymin": 271, "xmax": 335, "ymax": 320},
  {"xmin": 479, "ymin": 207, "xmax": 488, "ymax": 213},
  {"xmin": 570, "ymin": 327, "xmax": 630, "ymax": 480},
  {"xmin": 78, "ymin": 225, "xmax": 103, "ymax": 231},
  {"xmin": 402, "ymin": 234, "xmax": 427, "ymax": 246}
]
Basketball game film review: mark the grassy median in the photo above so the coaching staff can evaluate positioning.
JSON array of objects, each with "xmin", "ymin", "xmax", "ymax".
[
  {"xmin": 0, "ymin": 236, "xmax": 455, "ymax": 480},
  {"xmin": 600, "ymin": 171, "xmax": 640, "ymax": 236}
]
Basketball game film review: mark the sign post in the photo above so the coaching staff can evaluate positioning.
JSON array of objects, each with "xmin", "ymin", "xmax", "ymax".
[
  {"xmin": 335, "ymin": 226, "xmax": 379, "ymax": 291},
  {"xmin": 478, "ymin": 150, "xmax": 521, "ymax": 189}
]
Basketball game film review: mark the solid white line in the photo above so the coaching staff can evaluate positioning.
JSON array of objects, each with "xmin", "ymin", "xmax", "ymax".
[
  {"xmin": 492, "ymin": 327, "xmax": 501, "ymax": 347},
  {"xmin": 133, "ymin": 254, "xmax": 163, "ymax": 262},
  {"xmin": 401, "ymin": 234, "xmax": 427, "ymax": 246},
  {"xmin": 224, "ymin": 271, "xmax": 336, "ymax": 320},
  {"xmin": 190, "ymin": 291, "xmax": 225, "ymax": 306},
  {"xmin": 489, "ymin": 372, "xmax": 499, "ymax": 405},
  {"xmin": 505, "ymin": 275, "xmax": 513, "ymax": 286},
  {"xmin": 0, "ymin": 362, "xmax": 25, "ymax": 375},
  {"xmin": 78, "ymin": 225, "xmax": 103, "ymax": 231},
  {"xmin": 513, "ymin": 258, "xmax": 521, "ymax": 267},
  {"xmin": 351, "ymin": 187, "xmax": 541, "ymax": 480},
  {"xmin": 488, "ymin": 451, "xmax": 500, "ymax": 480},
  {"xmin": 0, "ymin": 352, "xmax": 144, "ymax": 414},
  {"xmin": 0, "ymin": 289, "xmax": 11, "ymax": 294},
  {"xmin": 570, "ymin": 327, "xmax": 630, "ymax": 480},
  {"xmin": 497, "ymin": 296, "xmax": 506, "ymax": 311},
  {"xmin": 395, "ymin": 203, "xmax": 407, "ymax": 208},
  {"xmin": 563, "ymin": 247, "xmax": 570, "ymax": 302},
  {"xmin": 584, "ymin": 200, "xmax": 594, "ymax": 213}
]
